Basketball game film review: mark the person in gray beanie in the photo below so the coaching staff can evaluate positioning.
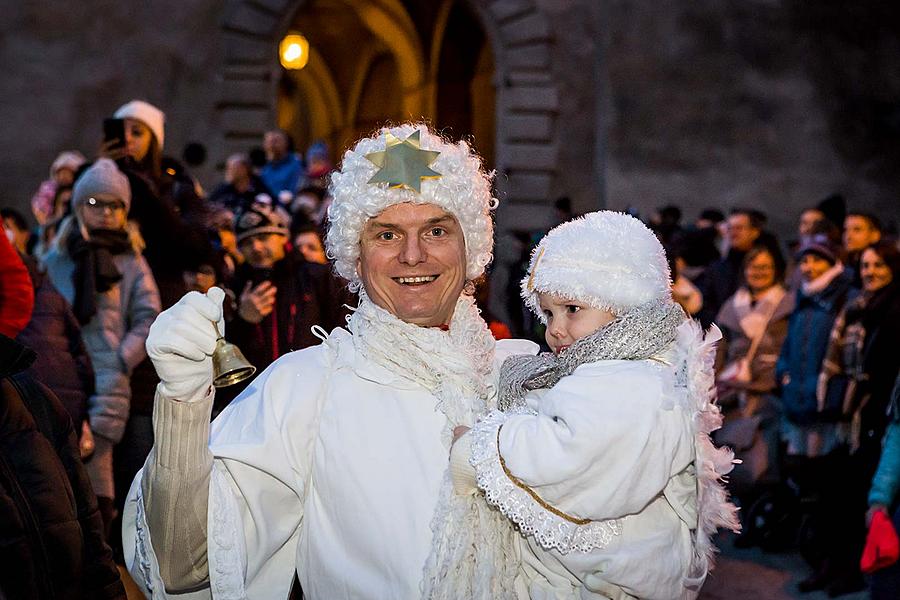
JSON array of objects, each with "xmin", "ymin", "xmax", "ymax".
[{"xmin": 43, "ymin": 158, "xmax": 161, "ymax": 539}]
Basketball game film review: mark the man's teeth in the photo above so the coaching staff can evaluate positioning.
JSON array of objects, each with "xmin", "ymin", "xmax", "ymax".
[{"xmin": 397, "ymin": 276, "xmax": 437, "ymax": 284}]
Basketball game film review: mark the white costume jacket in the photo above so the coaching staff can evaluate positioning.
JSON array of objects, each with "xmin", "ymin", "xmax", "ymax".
[
  {"xmin": 464, "ymin": 322, "xmax": 737, "ymax": 599},
  {"xmin": 123, "ymin": 326, "xmax": 536, "ymax": 599}
]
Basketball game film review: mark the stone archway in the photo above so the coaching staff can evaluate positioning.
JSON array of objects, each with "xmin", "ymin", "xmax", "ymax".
[
  {"xmin": 218, "ymin": 0, "xmax": 562, "ymax": 328},
  {"xmin": 217, "ymin": 0, "xmax": 560, "ymax": 210}
]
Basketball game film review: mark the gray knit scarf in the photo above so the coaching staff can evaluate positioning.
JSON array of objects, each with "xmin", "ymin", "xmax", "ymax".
[{"xmin": 499, "ymin": 299, "xmax": 686, "ymax": 411}]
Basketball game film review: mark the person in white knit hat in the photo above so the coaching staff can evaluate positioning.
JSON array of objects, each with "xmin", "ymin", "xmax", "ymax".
[
  {"xmin": 122, "ymin": 123, "xmax": 537, "ymax": 599},
  {"xmin": 450, "ymin": 210, "xmax": 741, "ymax": 599}
]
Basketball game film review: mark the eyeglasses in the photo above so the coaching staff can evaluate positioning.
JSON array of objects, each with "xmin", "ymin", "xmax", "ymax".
[{"xmin": 85, "ymin": 197, "xmax": 126, "ymax": 213}]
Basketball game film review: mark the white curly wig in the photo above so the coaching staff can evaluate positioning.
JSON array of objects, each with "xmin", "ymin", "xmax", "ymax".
[
  {"xmin": 326, "ymin": 123, "xmax": 496, "ymax": 289},
  {"xmin": 522, "ymin": 211, "xmax": 672, "ymax": 321}
]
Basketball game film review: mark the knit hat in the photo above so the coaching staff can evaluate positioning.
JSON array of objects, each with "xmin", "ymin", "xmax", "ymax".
[
  {"xmin": 114, "ymin": 100, "xmax": 165, "ymax": 148},
  {"xmin": 72, "ymin": 159, "xmax": 131, "ymax": 211},
  {"xmin": 50, "ymin": 151, "xmax": 86, "ymax": 177},
  {"xmin": 326, "ymin": 123, "xmax": 496, "ymax": 289},
  {"xmin": 234, "ymin": 200, "xmax": 290, "ymax": 243},
  {"xmin": 796, "ymin": 234, "xmax": 838, "ymax": 265},
  {"xmin": 522, "ymin": 211, "xmax": 672, "ymax": 321}
]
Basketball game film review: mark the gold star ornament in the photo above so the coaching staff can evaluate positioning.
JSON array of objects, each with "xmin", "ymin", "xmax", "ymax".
[{"xmin": 364, "ymin": 131, "xmax": 442, "ymax": 193}]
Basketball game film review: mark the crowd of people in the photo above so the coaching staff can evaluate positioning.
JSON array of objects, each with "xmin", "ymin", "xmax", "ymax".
[
  {"xmin": 0, "ymin": 99, "xmax": 898, "ymax": 599},
  {"xmin": 0, "ymin": 100, "xmax": 352, "ymax": 597},
  {"xmin": 637, "ymin": 201, "xmax": 899, "ymax": 597}
]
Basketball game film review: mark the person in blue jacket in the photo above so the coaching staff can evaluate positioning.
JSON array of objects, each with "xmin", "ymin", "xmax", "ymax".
[
  {"xmin": 866, "ymin": 374, "xmax": 900, "ymax": 599},
  {"xmin": 778, "ymin": 235, "xmax": 854, "ymax": 458}
]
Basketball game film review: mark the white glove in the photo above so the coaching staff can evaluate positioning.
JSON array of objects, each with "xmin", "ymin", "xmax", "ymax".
[{"xmin": 146, "ymin": 287, "xmax": 226, "ymax": 402}]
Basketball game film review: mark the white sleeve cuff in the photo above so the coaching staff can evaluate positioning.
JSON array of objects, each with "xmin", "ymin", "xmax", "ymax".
[{"xmin": 449, "ymin": 433, "xmax": 477, "ymax": 495}]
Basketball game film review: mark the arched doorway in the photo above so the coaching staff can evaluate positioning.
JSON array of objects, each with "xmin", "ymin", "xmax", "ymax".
[
  {"xmin": 219, "ymin": 0, "xmax": 562, "ymax": 328},
  {"xmin": 273, "ymin": 0, "xmax": 495, "ymax": 167}
]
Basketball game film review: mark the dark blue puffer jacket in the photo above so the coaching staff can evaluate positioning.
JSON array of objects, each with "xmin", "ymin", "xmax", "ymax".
[{"xmin": 777, "ymin": 268, "xmax": 854, "ymax": 425}]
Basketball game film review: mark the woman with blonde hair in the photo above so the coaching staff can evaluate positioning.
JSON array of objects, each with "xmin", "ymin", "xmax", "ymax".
[{"xmin": 43, "ymin": 158, "xmax": 160, "ymax": 536}]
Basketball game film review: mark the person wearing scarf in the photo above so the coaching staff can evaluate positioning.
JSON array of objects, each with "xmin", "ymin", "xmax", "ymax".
[
  {"xmin": 808, "ymin": 241, "xmax": 900, "ymax": 595},
  {"xmin": 43, "ymin": 158, "xmax": 161, "ymax": 537},
  {"xmin": 448, "ymin": 212, "xmax": 740, "ymax": 599},
  {"xmin": 123, "ymin": 124, "xmax": 538, "ymax": 599},
  {"xmin": 778, "ymin": 235, "xmax": 853, "ymax": 458}
]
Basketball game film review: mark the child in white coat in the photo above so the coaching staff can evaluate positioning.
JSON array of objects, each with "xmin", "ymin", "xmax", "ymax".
[{"xmin": 451, "ymin": 211, "xmax": 740, "ymax": 599}]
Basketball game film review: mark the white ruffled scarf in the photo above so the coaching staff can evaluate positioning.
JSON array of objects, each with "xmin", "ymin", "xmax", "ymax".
[{"xmin": 348, "ymin": 290, "xmax": 520, "ymax": 599}]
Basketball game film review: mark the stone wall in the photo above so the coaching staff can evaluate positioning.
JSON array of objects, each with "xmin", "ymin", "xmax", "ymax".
[
  {"xmin": 1, "ymin": 0, "xmax": 897, "ymax": 243},
  {"xmin": 601, "ymin": 0, "xmax": 900, "ymax": 236},
  {"xmin": 0, "ymin": 0, "xmax": 226, "ymax": 214}
]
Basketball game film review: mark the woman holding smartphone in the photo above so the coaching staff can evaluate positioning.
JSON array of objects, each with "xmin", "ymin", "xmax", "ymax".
[{"xmin": 99, "ymin": 100, "xmax": 216, "ymax": 557}]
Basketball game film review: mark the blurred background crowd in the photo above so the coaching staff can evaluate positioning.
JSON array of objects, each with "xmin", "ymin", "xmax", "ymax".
[{"xmin": 1, "ymin": 97, "xmax": 898, "ymax": 599}]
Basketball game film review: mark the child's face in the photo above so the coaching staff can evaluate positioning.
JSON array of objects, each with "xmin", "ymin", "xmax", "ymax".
[{"xmin": 539, "ymin": 292, "xmax": 616, "ymax": 354}]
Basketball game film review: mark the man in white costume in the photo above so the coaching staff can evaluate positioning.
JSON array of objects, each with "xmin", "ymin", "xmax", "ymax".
[{"xmin": 122, "ymin": 124, "xmax": 536, "ymax": 599}]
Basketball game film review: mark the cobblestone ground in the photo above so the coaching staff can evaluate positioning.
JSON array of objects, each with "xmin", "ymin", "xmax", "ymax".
[{"xmin": 700, "ymin": 533, "xmax": 869, "ymax": 600}]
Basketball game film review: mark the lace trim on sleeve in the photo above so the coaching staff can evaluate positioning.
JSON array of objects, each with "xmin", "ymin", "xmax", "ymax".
[
  {"xmin": 208, "ymin": 462, "xmax": 249, "ymax": 600},
  {"xmin": 469, "ymin": 409, "xmax": 621, "ymax": 554}
]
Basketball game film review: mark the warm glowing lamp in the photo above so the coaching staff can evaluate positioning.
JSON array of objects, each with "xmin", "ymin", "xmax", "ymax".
[{"xmin": 279, "ymin": 33, "xmax": 309, "ymax": 70}]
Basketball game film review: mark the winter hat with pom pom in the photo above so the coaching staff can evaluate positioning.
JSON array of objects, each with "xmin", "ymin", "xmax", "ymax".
[
  {"xmin": 522, "ymin": 211, "xmax": 672, "ymax": 321},
  {"xmin": 326, "ymin": 123, "xmax": 496, "ymax": 290}
]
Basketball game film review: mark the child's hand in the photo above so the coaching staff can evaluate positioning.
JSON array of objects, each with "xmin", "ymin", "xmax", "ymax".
[{"xmin": 452, "ymin": 425, "xmax": 470, "ymax": 443}]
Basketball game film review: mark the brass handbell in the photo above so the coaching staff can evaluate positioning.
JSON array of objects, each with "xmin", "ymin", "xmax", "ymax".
[{"xmin": 211, "ymin": 322, "xmax": 256, "ymax": 388}]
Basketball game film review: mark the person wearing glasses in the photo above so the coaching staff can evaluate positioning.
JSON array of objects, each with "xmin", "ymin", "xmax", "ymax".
[{"xmin": 43, "ymin": 158, "xmax": 161, "ymax": 539}]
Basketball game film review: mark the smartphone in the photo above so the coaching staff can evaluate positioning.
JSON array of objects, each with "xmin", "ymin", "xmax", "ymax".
[
  {"xmin": 103, "ymin": 118, "xmax": 125, "ymax": 150},
  {"xmin": 250, "ymin": 268, "xmax": 274, "ymax": 287}
]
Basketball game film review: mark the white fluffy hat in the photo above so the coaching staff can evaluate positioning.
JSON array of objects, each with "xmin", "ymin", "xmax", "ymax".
[
  {"xmin": 522, "ymin": 211, "xmax": 672, "ymax": 321},
  {"xmin": 326, "ymin": 123, "xmax": 496, "ymax": 288},
  {"xmin": 114, "ymin": 100, "xmax": 165, "ymax": 148}
]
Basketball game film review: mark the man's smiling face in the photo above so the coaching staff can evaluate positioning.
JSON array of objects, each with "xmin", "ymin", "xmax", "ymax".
[{"xmin": 358, "ymin": 202, "xmax": 466, "ymax": 327}]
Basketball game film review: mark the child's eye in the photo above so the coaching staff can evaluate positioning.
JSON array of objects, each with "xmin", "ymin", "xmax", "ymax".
[{"xmin": 566, "ymin": 305, "xmax": 581, "ymax": 314}]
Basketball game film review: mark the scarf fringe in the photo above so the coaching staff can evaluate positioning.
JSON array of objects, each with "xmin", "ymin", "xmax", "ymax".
[{"xmin": 347, "ymin": 291, "xmax": 519, "ymax": 599}]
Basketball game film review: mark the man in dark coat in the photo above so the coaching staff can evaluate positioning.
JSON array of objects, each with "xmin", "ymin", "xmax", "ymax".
[
  {"xmin": 698, "ymin": 208, "xmax": 763, "ymax": 326},
  {"xmin": 219, "ymin": 201, "xmax": 353, "ymax": 409},
  {"xmin": 0, "ymin": 334, "xmax": 125, "ymax": 600}
]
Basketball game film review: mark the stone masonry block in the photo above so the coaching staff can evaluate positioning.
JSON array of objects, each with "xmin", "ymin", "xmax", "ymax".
[
  {"xmin": 219, "ymin": 79, "xmax": 272, "ymax": 107},
  {"xmin": 505, "ymin": 44, "xmax": 550, "ymax": 70},
  {"xmin": 489, "ymin": 0, "xmax": 533, "ymax": 23},
  {"xmin": 219, "ymin": 107, "xmax": 273, "ymax": 135},
  {"xmin": 500, "ymin": 114, "xmax": 553, "ymax": 141},
  {"xmin": 249, "ymin": 0, "xmax": 293, "ymax": 15},
  {"xmin": 224, "ymin": 3, "xmax": 281, "ymax": 37},
  {"xmin": 496, "ymin": 142, "xmax": 558, "ymax": 170},
  {"xmin": 506, "ymin": 171, "xmax": 554, "ymax": 200},
  {"xmin": 224, "ymin": 32, "xmax": 272, "ymax": 64},
  {"xmin": 504, "ymin": 86, "xmax": 559, "ymax": 111},
  {"xmin": 500, "ymin": 12, "xmax": 551, "ymax": 45},
  {"xmin": 506, "ymin": 70, "xmax": 554, "ymax": 86}
]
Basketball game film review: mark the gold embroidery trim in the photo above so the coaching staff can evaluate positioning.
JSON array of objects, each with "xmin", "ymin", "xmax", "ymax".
[
  {"xmin": 526, "ymin": 247, "xmax": 545, "ymax": 292},
  {"xmin": 496, "ymin": 426, "xmax": 592, "ymax": 526}
]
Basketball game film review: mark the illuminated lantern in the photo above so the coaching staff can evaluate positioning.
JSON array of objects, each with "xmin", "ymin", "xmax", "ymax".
[{"xmin": 279, "ymin": 33, "xmax": 310, "ymax": 70}]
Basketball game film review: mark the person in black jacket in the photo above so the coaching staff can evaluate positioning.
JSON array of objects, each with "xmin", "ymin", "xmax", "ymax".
[
  {"xmin": 15, "ymin": 255, "xmax": 94, "ymax": 445},
  {"xmin": 697, "ymin": 208, "xmax": 761, "ymax": 325},
  {"xmin": 0, "ymin": 334, "xmax": 125, "ymax": 600},
  {"xmin": 218, "ymin": 201, "xmax": 353, "ymax": 410}
]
